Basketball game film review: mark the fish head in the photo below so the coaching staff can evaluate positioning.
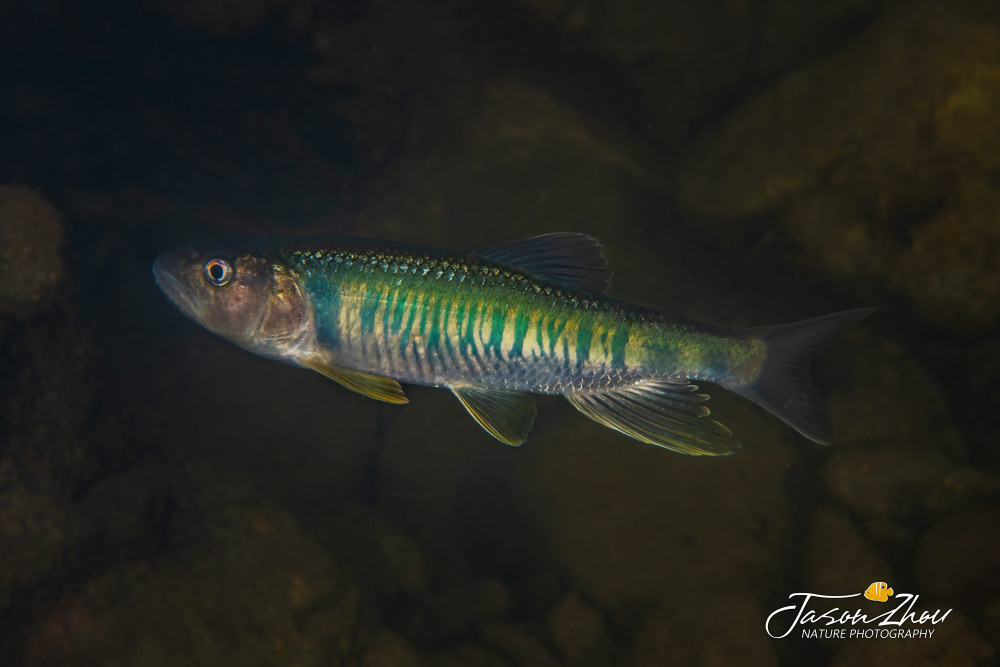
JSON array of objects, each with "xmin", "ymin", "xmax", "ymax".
[{"xmin": 153, "ymin": 241, "xmax": 312, "ymax": 358}]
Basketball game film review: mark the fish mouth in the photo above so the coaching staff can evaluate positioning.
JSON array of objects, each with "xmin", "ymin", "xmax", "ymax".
[{"xmin": 153, "ymin": 252, "xmax": 198, "ymax": 319}]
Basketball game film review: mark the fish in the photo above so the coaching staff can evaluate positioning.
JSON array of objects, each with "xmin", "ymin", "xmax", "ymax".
[
  {"xmin": 153, "ymin": 233, "xmax": 873, "ymax": 455},
  {"xmin": 864, "ymin": 582, "xmax": 894, "ymax": 602}
]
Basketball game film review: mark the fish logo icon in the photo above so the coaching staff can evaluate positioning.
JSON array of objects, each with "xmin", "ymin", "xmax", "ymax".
[{"xmin": 864, "ymin": 582, "xmax": 894, "ymax": 602}]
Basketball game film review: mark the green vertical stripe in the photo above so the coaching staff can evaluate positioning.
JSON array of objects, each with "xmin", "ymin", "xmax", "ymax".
[
  {"xmin": 390, "ymin": 289, "xmax": 409, "ymax": 334},
  {"xmin": 510, "ymin": 308, "xmax": 529, "ymax": 358},
  {"xmin": 440, "ymin": 299, "xmax": 454, "ymax": 360},
  {"xmin": 611, "ymin": 324, "xmax": 630, "ymax": 367},
  {"xmin": 382, "ymin": 286, "xmax": 397, "ymax": 334},
  {"xmin": 427, "ymin": 295, "xmax": 444, "ymax": 356},
  {"xmin": 398, "ymin": 292, "xmax": 420, "ymax": 352},
  {"xmin": 488, "ymin": 308, "xmax": 505, "ymax": 358},
  {"xmin": 307, "ymin": 275, "xmax": 340, "ymax": 348},
  {"xmin": 575, "ymin": 318, "xmax": 592, "ymax": 365},
  {"xmin": 461, "ymin": 298, "xmax": 479, "ymax": 359},
  {"xmin": 547, "ymin": 314, "xmax": 568, "ymax": 357},
  {"xmin": 535, "ymin": 312, "xmax": 546, "ymax": 357},
  {"xmin": 418, "ymin": 294, "xmax": 431, "ymax": 336},
  {"xmin": 360, "ymin": 283, "xmax": 379, "ymax": 335}
]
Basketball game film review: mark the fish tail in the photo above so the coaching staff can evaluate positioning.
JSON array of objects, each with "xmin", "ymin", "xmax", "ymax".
[{"xmin": 732, "ymin": 308, "xmax": 875, "ymax": 445}]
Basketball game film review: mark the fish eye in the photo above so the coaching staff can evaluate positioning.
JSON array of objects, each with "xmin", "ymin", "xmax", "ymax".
[{"xmin": 204, "ymin": 258, "xmax": 233, "ymax": 286}]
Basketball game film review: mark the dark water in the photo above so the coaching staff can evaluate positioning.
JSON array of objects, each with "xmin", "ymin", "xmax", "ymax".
[{"xmin": 2, "ymin": 1, "xmax": 998, "ymax": 665}]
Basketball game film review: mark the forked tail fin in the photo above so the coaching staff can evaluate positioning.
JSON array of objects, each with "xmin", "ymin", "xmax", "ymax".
[{"xmin": 732, "ymin": 308, "xmax": 875, "ymax": 445}]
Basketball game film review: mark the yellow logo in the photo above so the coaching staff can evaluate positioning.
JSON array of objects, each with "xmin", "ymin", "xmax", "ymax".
[{"xmin": 864, "ymin": 582, "xmax": 894, "ymax": 602}]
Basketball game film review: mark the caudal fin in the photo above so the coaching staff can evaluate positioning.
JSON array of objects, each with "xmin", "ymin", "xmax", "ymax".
[{"xmin": 733, "ymin": 308, "xmax": 875, "ymax": 445}]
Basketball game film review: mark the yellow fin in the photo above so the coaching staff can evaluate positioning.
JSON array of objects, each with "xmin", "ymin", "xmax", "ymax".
[
  {"xmin": 565, "ymin": 380, "xmax": 739, "ymax": 455},
  {"xmin": 299, "ymin": 357, "xmax": 408, "ymax": 404},
  {"xmin": 450, "ymin": 385, "xmax": 536, "ymax": 446}
]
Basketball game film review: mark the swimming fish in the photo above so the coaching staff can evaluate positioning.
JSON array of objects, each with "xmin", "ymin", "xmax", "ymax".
[{"xmin": 153, "ymin": 233, "xmax": 872, "ymax": 454}]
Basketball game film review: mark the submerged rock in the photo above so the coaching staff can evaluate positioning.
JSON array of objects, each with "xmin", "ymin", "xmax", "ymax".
[
  {"xmin": 675, "ymin": 0, "xmax": 1000, "ymax": 333},
  {"xmin": 0, "ymin": 475, "xmax": 83, "ymax": 610},
  {"xmin": 914, "ymin": 505, "xmax": 1000, "ymax": 609},
  {"xmin": 802, "ymin": 507, "xmax": 892, "ymax": 596},
  {"xmin": 423, "ymin": 644, "xmax": 510, "ymax": 667},
  {"xmin": 830, "ymin": 610, "xmax": 994, "ymax": 667},
  {"xmin": 981, "ymin": 598, "xmax": 1000, "ymax": 650},
  {"xmin": 512, "ymin": 396, "xmax": 795, "ymax": 611},
  {"xmin": 479, "ymin": 622, "xmax": 561, "ymax": 667},
  {"xmin": 821, "ymin": 342, "xmax": 962, "ymax": 533},
  {"xmin": 0, "ymin": 186, "xmax": 64, "ymax": 318},
  {"xmin": 20, "ymin": 462, "xmax": 417, "ymax": 666},
  {"xmin": 629, "ymin": 592, "xmax": 777, "ymax": 667},
  {"xmin": 548, "ymin": 590, "xmax": 610, "ymax": 665},
  {"xmin": 924, "ymin": 468, "xmax": 1000, "ymax": 515},
  {"xmin": 325, "ymin": 505, "xmax": 428, "ymax": 599},
  {"xmin": 517, "ymin": 0, "xmax": 890, "ymax": 148},
  {"xmin": 825, "ymin": 342, "xmax": 960, "ymax": 452},
  {"xmin": 425, "ymin": 579, "xmax": 512, "ymax": 638},
  {"xmin": 822, "ymin": 441, "xmax": 954, "ymax": 524}
]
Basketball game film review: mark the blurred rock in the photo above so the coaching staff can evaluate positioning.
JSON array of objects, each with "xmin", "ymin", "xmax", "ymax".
[
  {"xmin": 914, "ymin": 505, "xmax": 1000, "ymax": 609},
  {"xmin": 426, "ymin": 579, "xmax": 512, "ymax": 637},
  {"xmin": 374, "ymin": 387, "xmax": 484, "ymax": 582},
  {"xmin": 424, "ymin": 644, "xmax": 510, "ymax": 667},
  {"xmin": 355, "ymin": 77, "xmax": 657, "ymax": 254},
  {"xmin": 802, "ymin": 507, "xmax": 892, "ymax": 595},
  {"xmin": 674, "ymin": 0, "xmax": 1000, "ymax": 332},
  {"xmin": 326, "ymin": 505, "xmax": 427, "ymax": 598},
  {"xmin": 629, "ymin": 592, "xmax": 776, "ymax": 667},
  {"xmin": 823, "ymin": 442, "xmax": 953, "ymax": 523},
  {"xmin": 145, "ymin": 331, "xmax": 382, "ymax": 512},
  {"xmin": 548, "ymin": 589, "xmax": 609, "ymax": 665},
  {"xmin": 0, "ymin": 470, "xmax": 84, "ymax": 609},
  {"xmin": 924, "ymin": 468, "xmax": 1000, "ymax": 514},
  {"xmin": 357, "ymin": 628, "xmax": 421, "ymax": 667},
  {"xmin": 821, "ymin": 340, "xmax": 964, "ymax": 532},
  {"xmin": 966, "ymin": 339, "xmax": 1000, "ymax": 470},
  {"xmin": 0, "ymin": 256, "xmax": 111, "ymax": 621},
  {"xmin": 0, "ymin": 186, "xmax": 64, "ymax": 318},
  {"xmin": 980, "ymin": 598, "xmax": 1000, "ymax": 649},
  {"xmin": 517, "ymin": 0, "xmax": 890, "ymax": 147},
  {"xmin": 826, "ymin": 342, "xmax": 961, "ymax": 452},
  {"xmin": 512, "ymin": 397, "xmax": 795, "ymax": 611},
  {"xmin": 21, "ymin": 464, "xmax": 389, "ymax": 667},
  {"xmin": 830, "ymin": 610, "xmax": 994, "ymax": 667},
  {"xmin": 479, "ymin": 622, "xmax": 561, "ymax": 667}
]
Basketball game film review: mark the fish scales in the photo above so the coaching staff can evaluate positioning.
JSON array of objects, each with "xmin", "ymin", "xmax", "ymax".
[
  {"xmin": 285, "ymin": 243, "xmax": 734, "ymax": 394},
  {"xmin": 154, "ymin": 233, "xmax": 873, "ymax": 454}
]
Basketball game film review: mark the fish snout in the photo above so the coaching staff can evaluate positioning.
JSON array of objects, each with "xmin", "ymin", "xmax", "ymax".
[{"xmin": 153, "ymin": 250, "xmax": 199, "ymax": 319}]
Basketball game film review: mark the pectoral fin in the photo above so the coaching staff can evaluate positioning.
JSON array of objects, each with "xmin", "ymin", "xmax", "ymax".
[
  {"xmin": 299, "ymin": 357, "xmax": 409, "ymax": 404},
  {"xmin": 565, "ymin": 380, "xmax": 739, "ymax": 455},
  {"xmin": 450, "ymin": 385, "xmax": 537, "ymax": 446}
]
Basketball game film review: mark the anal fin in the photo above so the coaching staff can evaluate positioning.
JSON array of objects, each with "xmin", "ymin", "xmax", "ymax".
[
  {"xmin": 450, "ymin": 385, "xmax": 537, "ymax": 446},
  {"xmin": 565, "ymin": 380, "xmax": 739, "ymax": 455},
  {"xmin": 299, "ymin": 356, "xmax": 408, "ymax": 404}
]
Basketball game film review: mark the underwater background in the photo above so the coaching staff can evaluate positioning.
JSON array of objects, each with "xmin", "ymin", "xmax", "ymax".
[{"xmin": 2, "ymin": 0, "xmax": 998, "ymax": 665}]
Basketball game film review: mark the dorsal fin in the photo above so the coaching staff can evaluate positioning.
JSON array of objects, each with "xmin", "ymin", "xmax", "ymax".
[{"xmin": 471, "ymin": 233, "xmax": 613, "ymax": 295}]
